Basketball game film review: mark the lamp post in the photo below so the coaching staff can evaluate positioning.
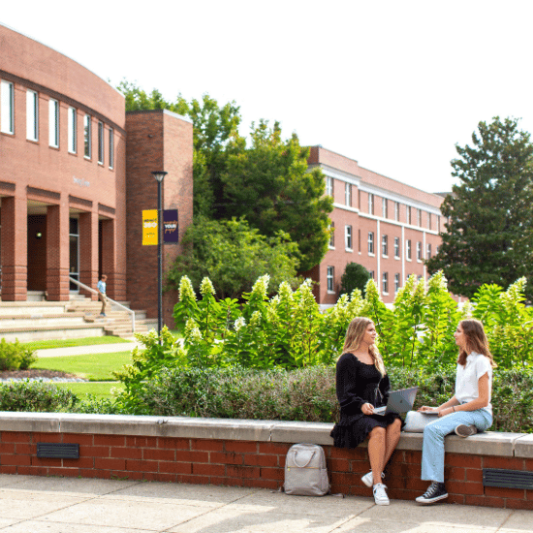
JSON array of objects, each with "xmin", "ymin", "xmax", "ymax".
[{"xmin": 152, "ymin": 171, "xmax": 167, "ymax": 340}]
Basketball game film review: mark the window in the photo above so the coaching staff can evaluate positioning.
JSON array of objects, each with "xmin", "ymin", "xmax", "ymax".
[
  {"xmin": 84, "ymin": 114, "xmax": 91, "ymax": 158},
  {"xmin": 345, "ymin": 225, "xmax": 353, "ymax": 250},
  {"xmin": 382, "ymin": 272, "xmax": 389, "ymax": 294},
  {"xmin": 437, "ymin": 215, "xmax": 441, "ymax": 233},
  {"xmin": 368, "ymin": 232, "xmax": 374, "ymax": 254},
  {"xmin": 68, "ymin": 107, "xmax": 77, "ymax": 153},
  {"xmin": 427, "ymin": 243, "xmax": 432, "ymax": 259},
  {"xmin": 394, "ymin": 237, "xmax": 400, "ymax": 258},
  {"xmin": 1, "ymin": 80, "xmax": 14, "ymax": 134},
  {"xmin": 383, "ymin": 198, "xmax": 388, "ymax": 218},
  {"xmin": 326, "ymin": 176, "xmax": 333, "ymax": 197},
  {"xmin": 417, "ymin": 241, "xmax": 422, "ymax": 261},
  {"xmin": 368, "ymin": 193, "xmax": 374, "ymax": 215},
  {"xmin": 26, "ymin": 90, "xmax": 38, "ymax": 141},
  {"xmin": 358, "ymin": 229, "xmax": 361, "ymax": 252},
  {"xmin": 327, "ymin": 266, "xmax": 334, "ymax": 292},
  {"xmin": 48, "ymin": 99, "xmax": 59, "ymax": 147},
  {"xmin": 418, "ymin": 209, "xmax": 422, "ymax": 227},
  {"xmin": 407, "ymin": 206, "xmax": 412, "ymax": 225},
  {"xmin": 109, "ymin": 128, "xmax": 114, "ymax": 169},
  {"xmin": 395, "ymin": 273, "xmax": 400, "ymax": 293},
  {"xmin": 382, "ymin": 234, "xmax": 388, "ymax": 256},
  {"xmin": 395, "ymin": 201, "xmax": 399, "ymax": 221},
  {"xmin": 406, "ymin": 239, "xmax": 412, "ymax": 260},
  {"xmin": 329, "ymin": 222, "xmax": 335, "ymax": 248},
  {"xmin": 428, "ymin": 213, "xmax": 432, "ymax": 230},
  {"xmin": 370, "ymin": 270, "xmax": 375, "ymax": 280},
  {"xmin": 98, "ymin": 121, "xmax": 104, "ymax": 164},
  {"xmin": 345, "ymin": 183, "xmax": 351, "ymax": 206}
]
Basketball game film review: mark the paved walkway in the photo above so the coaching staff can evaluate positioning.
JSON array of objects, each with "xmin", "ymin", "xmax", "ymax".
[
  {"xmin": 35, "ymin": 341, "xmax": 141, "ymax": 358},
  {"xmin": 0, "ymin": 474, "xmax": 529, "ymax": 532}
]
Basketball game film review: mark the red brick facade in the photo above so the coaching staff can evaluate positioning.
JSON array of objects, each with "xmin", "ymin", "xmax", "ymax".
[{"xmin": 307, "ymin": 147, "xmax": 445, "ymax": 305}]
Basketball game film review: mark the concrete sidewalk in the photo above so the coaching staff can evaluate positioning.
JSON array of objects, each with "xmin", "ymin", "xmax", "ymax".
[
  {"xmin": 35, "ymin": 341, "xmax": 142, "ymax": 358},
  {"xmin": 0, "ymin": 474, "xmax": 529, "ymax": 533}
]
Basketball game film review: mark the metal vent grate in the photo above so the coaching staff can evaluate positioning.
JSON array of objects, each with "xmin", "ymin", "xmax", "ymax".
[
  {"xmin": 483, "ymin": 468, "xmax": 533, "ymax": 490},
  {"xmin": 37, "ymin": 443, "xmax": 79, "ymax": 459}
]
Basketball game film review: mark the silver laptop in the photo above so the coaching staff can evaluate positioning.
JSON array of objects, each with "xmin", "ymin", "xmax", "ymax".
[{"xmin": 373, "ymin": 387, "xmax": 418, "ymax": 415}]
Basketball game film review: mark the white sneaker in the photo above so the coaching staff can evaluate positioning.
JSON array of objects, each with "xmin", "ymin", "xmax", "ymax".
[
  {"xmin": 373, "ymin": 483, "xmax": 390, "ymax": 506},
  {"xmin": 361, "ymin": 471, "xmax": 385, "ymax": 488}
]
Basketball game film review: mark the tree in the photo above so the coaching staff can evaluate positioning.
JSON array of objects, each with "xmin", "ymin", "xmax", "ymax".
[
  {"xmin": 220, "ymin": 121, "xmax": 333, "ymax": 272},
  {"xmin": 427, "ymin": 117, "xmax": 533, "ymax": 299},
  {"xmin": 339, "ymin": 263, "xmax": 371, "ymax": 296},
  {"xmin": 165, "ymin": 217, "xmax": 300, "ymax": 299}
]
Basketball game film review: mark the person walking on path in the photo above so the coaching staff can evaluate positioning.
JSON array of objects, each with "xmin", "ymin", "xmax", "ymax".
[
  {"xmin": 330, "ymin": 317, "xmax": 403, "ymax": 506},
  {"xmin": 415, "ymin": 319, "xmax": 496, "ymax": 505},
  {"xmin": 97, "ymin": 274, "xmax": 108, "ymax": 317}
]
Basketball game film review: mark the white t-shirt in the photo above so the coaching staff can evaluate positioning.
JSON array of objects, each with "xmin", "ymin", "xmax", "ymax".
[{"xmin": 455, "ymin": 351, "xmax": 493, "ymax": 416}]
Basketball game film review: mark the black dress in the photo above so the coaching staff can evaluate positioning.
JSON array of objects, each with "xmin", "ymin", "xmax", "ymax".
[{"xmin": 330, "ymin": 352, "xmax": 403, "ymax": 448}]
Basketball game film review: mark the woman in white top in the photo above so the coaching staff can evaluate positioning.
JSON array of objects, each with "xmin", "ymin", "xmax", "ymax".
[{"xmin": 415, "ymin": 319, "xmax": 496, "ymax": 504}]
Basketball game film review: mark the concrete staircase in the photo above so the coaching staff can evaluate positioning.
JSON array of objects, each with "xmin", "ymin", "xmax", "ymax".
[{"xmin": 0, "ymin": 295, "xmax": 158, "ymax": 342}]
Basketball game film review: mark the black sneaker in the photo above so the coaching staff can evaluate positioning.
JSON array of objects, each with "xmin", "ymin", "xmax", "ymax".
[
  {"xmin": 455, "ymin": 424, "xmax": 477, "ymax": 438},
  {"xmin": 415, "ymin": 482, "xmax": 448, "ymax": 504}
]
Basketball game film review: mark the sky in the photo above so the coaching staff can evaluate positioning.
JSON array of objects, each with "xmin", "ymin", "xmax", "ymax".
[{"xmin": 2, "ymin": 0, "xmax": 532, "ymax": 194}]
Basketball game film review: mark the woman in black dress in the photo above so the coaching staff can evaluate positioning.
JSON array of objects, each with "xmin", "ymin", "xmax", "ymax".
[{"xmin": 330, "ymin": 317, "xmax": 402, "ymax": 506}]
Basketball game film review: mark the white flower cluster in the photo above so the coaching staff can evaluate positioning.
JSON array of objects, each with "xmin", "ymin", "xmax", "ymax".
[
  {"xmin": 251, "ymin": 274, "xmax": 270, "ymax": 300},
  {"xmin": 234, "ymin": 317, "xmax": 246, "ymax": 332},
  {"xmin": 179, "ymin": 276, "xmax": 197, "ymax": 302},
  {"xmin": 184, "ymin": 318, "xmax": 203, "ymax": 342},
  {"xmin": 200, "ymin": 277, "xmax": 216, "ymax": 297}
]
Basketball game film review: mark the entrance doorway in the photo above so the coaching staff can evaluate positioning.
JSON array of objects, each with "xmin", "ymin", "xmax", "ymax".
[{"xmin": 69, "ymin": 217, "xmax": 79, "ymax": 292}]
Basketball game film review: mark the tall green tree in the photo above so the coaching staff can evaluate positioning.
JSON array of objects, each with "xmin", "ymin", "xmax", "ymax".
[
  {"xmin": 427, "ymin": 117, "xmax": 533, "ymax": 299},
  {"xmin": 220, "ymin": 121, "xmax": 333, "ymax": 272}
]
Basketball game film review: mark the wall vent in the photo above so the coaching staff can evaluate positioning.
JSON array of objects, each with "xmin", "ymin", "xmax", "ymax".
[
  {"xmin": 483, "ymin": 468, "xmax": 533, "ymax": 490},
  {"xmin": 37, "ymin": 443, "xmax": 79, "ymax": 459}
]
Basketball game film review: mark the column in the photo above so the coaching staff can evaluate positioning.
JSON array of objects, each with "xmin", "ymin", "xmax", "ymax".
[
  {"xmin": 46, "ymin": 204, "xmax": 69, "ymax": 301},
  {"xmin": 0, "ymin": 196, "xmax": 27, "ymax": 301},
  {"xmin": 79, "ymin": 211, "xmax": 99, "ymax": 300}
]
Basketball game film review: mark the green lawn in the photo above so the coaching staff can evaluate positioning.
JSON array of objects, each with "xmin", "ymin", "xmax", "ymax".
[
  {"xmin": 24, "ymin": 336, "xmax": 130, "ymax": 351},
  {"xmin": 34, "ymin": 351, "xmax": 133, "ymax": 381},
  {"xmin": 55, "ymin": 381, "xmax": 124, "ymax": 399}
]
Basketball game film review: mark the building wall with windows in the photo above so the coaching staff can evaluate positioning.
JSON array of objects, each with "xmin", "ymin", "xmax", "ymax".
[{"xmin": 308, "ymin": 146, "xmax": 444, "ymax": 305}]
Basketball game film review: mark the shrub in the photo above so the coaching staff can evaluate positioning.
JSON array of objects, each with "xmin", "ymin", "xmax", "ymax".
[
  {"xmin": 339, "ymin": 262, "xmax": 371, "ymax": 297},
  {"xmin": 0, "ymin": 380, "xmax": 77, "ymax": 412},
  {"xmin": 0, "ymin": 339, "xmax": 37, "ymax": 371}
]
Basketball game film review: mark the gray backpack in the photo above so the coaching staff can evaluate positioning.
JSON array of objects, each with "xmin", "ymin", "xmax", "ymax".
[{"xmin": 284, "ymin": 443, "xmax": 330, "ymax": 496}]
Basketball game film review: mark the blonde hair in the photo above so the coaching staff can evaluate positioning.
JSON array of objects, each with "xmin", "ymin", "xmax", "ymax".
[
  {"xmin": 457, "ymin": 319, "xmax": 497, "ymax": 368},
  {"xmin": 342, "ymin": 317, "xmax": 386, "ymax": 375}
]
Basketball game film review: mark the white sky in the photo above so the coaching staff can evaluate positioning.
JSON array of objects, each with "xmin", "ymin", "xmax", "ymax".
[{"xmin": 2, "ymin": 0, "xmax": 532, "ymax": 194}]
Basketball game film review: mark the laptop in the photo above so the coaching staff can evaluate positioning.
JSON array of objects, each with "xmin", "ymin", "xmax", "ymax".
[{"xmin": 373, "ymin": 386, "xmax": 418, "ymax": 415}]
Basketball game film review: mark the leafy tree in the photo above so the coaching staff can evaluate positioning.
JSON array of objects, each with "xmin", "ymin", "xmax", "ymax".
[
  {"xmin": 164, "ymin": 216, "xmax": 300, "ymax": 299},
  {"xmin": 220, "ymin": 121, "xmax": 333, "ymax": 271},
  {"xmin": 339, "ymin": 262, "xmax": 371, "ymax": 296},
  {"xmin": 427, "ymin": 117, "xmax": 533, "ymax": 299}
]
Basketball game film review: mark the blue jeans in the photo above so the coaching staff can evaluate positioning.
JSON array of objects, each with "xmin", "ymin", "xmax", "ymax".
[{"xmin": 421, "ymin": 409, "xmax": 493, "ymax": 483}]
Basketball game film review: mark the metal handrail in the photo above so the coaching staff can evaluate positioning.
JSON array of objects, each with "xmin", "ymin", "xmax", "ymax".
[{"xmin": 68, "ymin": 277, "xmax": 135, "ymax": 333}]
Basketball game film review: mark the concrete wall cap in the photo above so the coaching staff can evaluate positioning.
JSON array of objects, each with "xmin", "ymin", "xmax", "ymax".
[{"xmin": 514, "ymin": 434, "xmax": 533, "ymax": 458}]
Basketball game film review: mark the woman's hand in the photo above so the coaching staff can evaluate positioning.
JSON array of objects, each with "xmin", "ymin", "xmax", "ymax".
[
  {"xmin": 417, "ymin": 406, "xmax": 437, "ymax": 413},
  {"xmin": 362, "ymin": 403, "xmax": 374, "ymax": 415},
  {"xmin": 437, "ymin": 406, "xmax": 456, "ymax": 418}
]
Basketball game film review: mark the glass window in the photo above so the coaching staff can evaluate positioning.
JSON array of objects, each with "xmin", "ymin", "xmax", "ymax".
[
  {"xmin": 326, "ymin": 176, "xmax": 333, "ymax": 197},
  {"xmin": 417, "ymin": 241, "xmax": 422, "ymax": 260},
  {"xmin": 437, "ymin": 215, "xmax": 441, "ymax": 233},
  {"xmin": 368, "ymin": 232, "xmax": 374, "ymax": 254},
  {"xmin": 395, "ymin": 273, "xmax": 400, "ymax": 293},
  {"xmin": 406, "ymin": 239, "xmax": 412, "ymax": 260},
  {"xmin": 382, "ymin": 235, "xmax": 388, "ymax": 256},
  {"xmin": 329, "ymin": 222, "xmax": 335, "ymax": 248},
  {"xmin": 382, "ymin": 272, "xmax": 388, "ymax": 294},
  {"xmin": 428, "ymin": 213, "xmax": 432, "ymax": 230},
  {"xmin": 68, "ymin": 107, "xmax": 77, "ymax": 153},
  {"xmin": 418, "ymin": 209, "xmax": 422, "ymax": 226},
  {"xmin": 84, "ymin": 114, "xmax": 91, "ymax": 158},
  {"xmin": 109, "ymin": 128, "xmax": 114, "ymax": 169},
  {"xmin": 407, "ymin": 206, "xmax": 412, "ymax": 225},
  {"xmin": 327, "ymin": 266, "xmax": 334, "ymax": 292},
  {"xmin": 395, "ymin": 202, "xmax": 399, "ymax": 221},
  {"xmin": 370, "ymin": 270, "xmax": 375, "ymax": 280},
  {"xmin": 49, "ymin": 99, "xmax": 59, "ymax": 147},
  {"xmin": 368, "ymin": 193, "xmax": 374, "ymax": 215},
  {"xmin": 345, "ymin": 225, "xmax": 353, "ymax": 250},
  {"xmin": 394, "ymin": 237, "xmax": 400, "ymax": 258},
  {"xmin": 383, "ymin": 198, "xmax": 388, "ymax": 218},
  {"xmin": 98, "ymin": 121, "xmax": 104, "ymax": 163},
  {"xmin": 26, "ymin": 90, "xmax": 38, "ymax": 141},
  {"xmin": 345, "ymin": 183, "xmax": 351, "ymax": 206},
  {"xmin": 427, "ymin": 243, "xmax": 432, "ymax": 259},
  {"xmin": 1, "ymin": 80, "xmax": 14, "ymax": 134}
]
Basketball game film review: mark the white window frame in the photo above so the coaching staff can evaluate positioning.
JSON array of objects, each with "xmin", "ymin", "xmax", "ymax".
[
  {"xmin": 345, "ymin": 225, "xmax": 353, "ymax": 251},
  {"xmin": 108, "ymin": 128, "xmax": 114, "ymax": 169},
  {"xmin": 327, "ymin": 266, "xmax": 335, "ymax": 293},
  {"xmin": 395, "ymin": 273, "xmax": 400, "ymax": 293},
  {"xmin": 406, "ymin": 239, "xmax": 412, "ymax": 261},
  {"xmin": 345, "ymin": 182, "xmax": 351, "ymax": 206},
  {"xmin": 417, "ymin": 241, "xmax": 422, "ymax": 261},
  {"xmin": 368, "ymin": 232, "xmax": 375, "ymax": 255},
  {"xmin": 68, "ymin": 107, "xmax": 77, "ymax": 153},
  {"xmin": 428, "ymin": 213, "xmax": 432, "ymax": 230},
  {"xmin": 48, "ymin": 99, "xmax": 59, "ymax": 148},
  {"xmin": 418, "ymin": 209, "xmax": 422, "ymax": 227},
  {"xmin": 382, "ymin": 234, "xmax": 388, "ymax": 257},
  {"xmin": 26, "ymin": 90, "xmax": 38, "ymax": 141},
  {"xmin": 326, "ymin": 176, "xmax": 333, "ymax": 197},
  {"xmin": 382, "ymin": 272, "xmax": 389, "ymax": 294},
  {"xmin": 368, "ymin": 193, "xmax": 374, "ymax": 215},
  {"xmin": 329, "ymin": 221, "xmax": 335, "ymax": 249},
  {"xmin": 84, "ymin": 114, "xmax": 91, "ymax": 158},
  {"xmin": 394, "ymin": 237, "xmax": 400, "ymax": 258},
  {"xmin": 407, "ymin": 206, "xmax": 412, "ymax": 225},
  {"xmin": 1, "ymin": 80, "xmax": 15, "ymax": 134},
  {"xmin": 427, "ymin": 243, "xmax": 432, "ymax": 259},
  {"xmin": 383, "ymin": 198, "xmax": 388, "ymax": 219},
  {"xmin": 395, "ymin": 201, "xmax": 399, "ymax": 221},
  {"xmin": 98, "ymin": 121, "xmax": 104, "ymax": 164}
]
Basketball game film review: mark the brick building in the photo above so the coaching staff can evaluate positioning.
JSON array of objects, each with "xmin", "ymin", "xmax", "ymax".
[
  {"xmin": 306, "ymin": 146, "xmax": 445, "ymax": 305},
  {"xmin": 0, "ymin": 23, "xmax": 192, "ymax": 326}
]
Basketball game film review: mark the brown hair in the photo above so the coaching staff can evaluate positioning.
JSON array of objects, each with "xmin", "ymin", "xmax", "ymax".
[
  {"xmin": 342, "ymin": 317, "xmax": 386, "ymax": 374},
  {"xmin": 457, "ymin": 319, "xmax": 497, "ymax": 367}
]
